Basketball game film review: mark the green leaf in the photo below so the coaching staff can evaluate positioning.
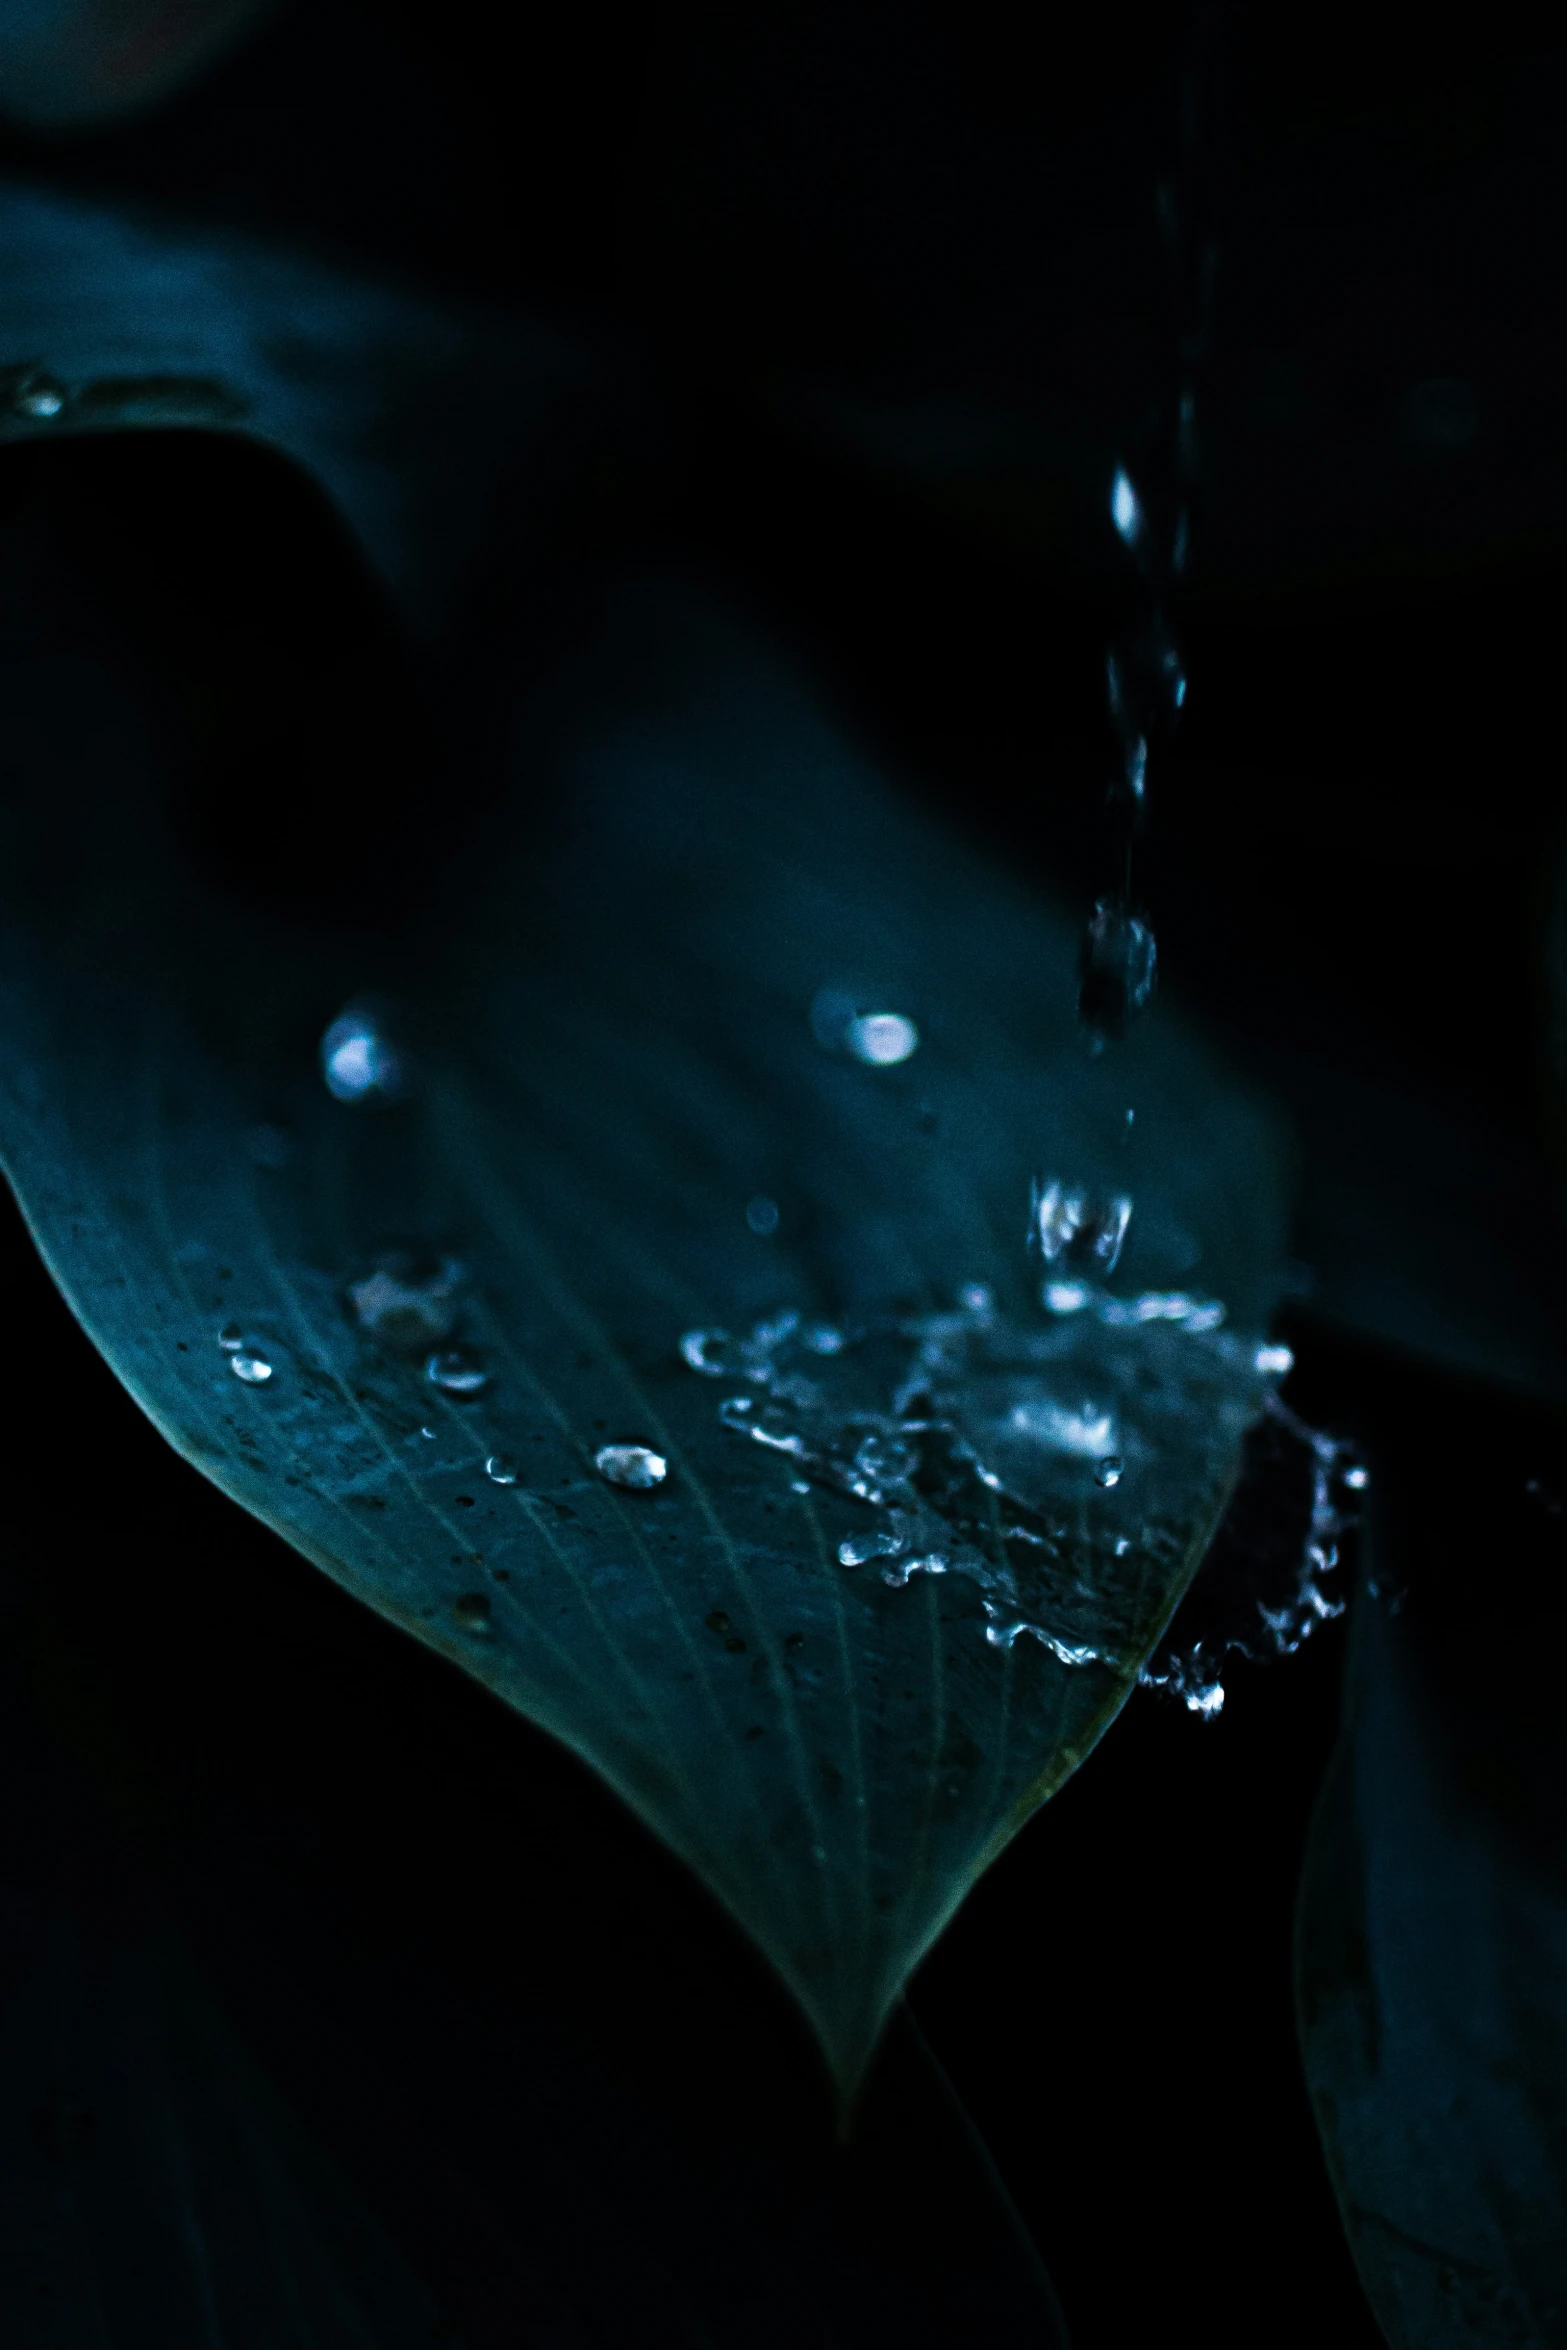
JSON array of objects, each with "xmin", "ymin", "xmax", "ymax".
[
  {"xmin": 1297, "ymin": 1591, "xmax": 1567, "ymax": 2344},
  {"xmin": 0, "ymin": 559, "xmax": 1287, "ymax": 2089}
]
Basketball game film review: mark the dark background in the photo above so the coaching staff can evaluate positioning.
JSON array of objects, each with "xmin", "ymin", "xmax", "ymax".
[{"xmin": 4, "ymin": 4, "xmax": 1567, "ymax": 2343}]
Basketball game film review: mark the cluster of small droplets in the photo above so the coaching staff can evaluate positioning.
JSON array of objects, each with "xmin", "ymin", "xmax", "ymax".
[{"xmin": 1078, "ymin": 31, "xmax": 1217, "ymax": 1051}]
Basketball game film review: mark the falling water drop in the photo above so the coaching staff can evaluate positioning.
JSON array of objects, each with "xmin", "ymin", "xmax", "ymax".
[
  {"xmin": 230, "ymin": 1352, "xmax": 273, "ymax": 1385},
  {"xmin": 1077, "ymin": 901, "xmax": 1157, "ymax": 1044},
  {"xmin": 1094, "ymin": 1455, "xmax": 1125, "ymax": 1489},
  {"xmin": 426, "ymin": 1349, "xmax": 488, "ymax": 1397},
  {"xmin": 485, "ymin": 1454, "xmax": 519, "ymax": 1486},
  {"xmin": 1030, "ymin": 1179, "xmax": 1133, "ymax": 1276},
  {"xmin": 846, "ymin": 1011, "xmax": 920, "ymax": 1066},
  {"xmin": 321, "ymin": 1007, "xmax": 404, "ymax": 1103},
  {"xmin": 595, "ymin": 1443, "xmax": 668, "ymax": 1492}
]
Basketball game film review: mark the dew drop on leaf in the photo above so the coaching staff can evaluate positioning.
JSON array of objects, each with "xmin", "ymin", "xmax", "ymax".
[
  {"xmin": 217, "ymin": 1321, "xmax": 243, "ymax": 1351},
  {"xmin": 594, "ymin": 1443, "xmax": 668, "ymax": 1492},
  {"xmin": 229, "ymin": 1351, "xmax": 272, "ymax": 1385},
  {"xmin": 485, "ymin": 1453, "xmax": 518, "ymax": 1485},
  {"xmin": 425, "ymin": 1349, "xmax": 487, "ymax": 1396},
  {"xmin": 452, "ymin": 1592, "xmax": 491, "ymax": 1634},
  {"xmin": 1094, "ymin": 1455, "xmax": 1125, "ymax": 1489}
]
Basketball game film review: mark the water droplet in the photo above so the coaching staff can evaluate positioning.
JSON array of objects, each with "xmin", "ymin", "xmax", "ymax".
[
  {"xmin": 452, "ymin": 1592, "xmax": 491, "ymax": 1634},
  {"xmin": 350, "ymin": 1254, "xmax": 462, "ymax": 1348},
  {"xmin": 847, "ymin": 1011, "xmax": 919, "ymax": 1066},
  {"xmin": 11, "ymin": 370, "xmax": 65, "ymax": 420},
  {"xmin": 1110, "ymin": 464, "xmax": 1146, "ymax": 550},
  {"xmin": 838, "ymin": 1527, "xmax": 909, "ymax": 1567},
  {"xmin": 594, "ymin": 1443, "xmax": 668, "ymax": 1492},
  {"xmin": 1255, "ymin": 1344, "xmax": 1294, "ymax": 1377},
  {"xmin": 217, "ymin": 1322, "xmax": 243, "ymax": 1351},
  {"xmin": 230, "ymin": 1352, "xmax": 272, "ymax": 1385},
  {"xmin": 426, "ymin": 1349, "xmax": 487, "ymax": 1396},
  {"xmin": 321, "ymin": 1007, "xmax": 404, "ymax": 1103},
  {"xmin": 1006, "ymin": 1399, "xmax": 1116, "ymax": 1457},
  {"xmin": 681, "ymin": 1327, "xmax": 742, "ymax": 1378},
  {"xmin": 745, "ymin": 1195, "xmax": 780, "ymax": 1236},
  {"xmin": 790, "ymin": 1477, "xmax": 811, "ymax": 1494},
  {"xmin": 420, "ymin": 1425, "xmax": 437, "ymax": 1439},
  {"xmin": 1344, "ymin": 1464, "xmax": 1369, "ymax": 1491},
  {"xmin": 853, "ymin": 1431, "xmax": 917, "ymax": 1488},
  {"xmin": 1078, "ymin": 900, "xmax": 1157, "ymax": 1043},
  {"xmin": 1030, "ymin": 1179, "xmax": 1132, "ymax": 1276},
  {"xmin": 485, "ymin": 1454, "xmax": 519, "ymax": 1485},
  {"xmin": 884, "ymin": 1552, "xmax": 948, "ymax": 1587},
  {"xmin": 718, "ymin": 1395, "xmax": 753, "ymax": 1431},
  {"xmin": 1044, "ymin": 1281, "xmax": 1091, "ymax": 1315},
  {"xmin": 1094, "ymin": 1455, "xmax": 1124, "ymax": 1489}
]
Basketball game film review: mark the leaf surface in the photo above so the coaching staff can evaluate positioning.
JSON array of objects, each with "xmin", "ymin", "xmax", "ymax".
[
  {"xmin": 1298, "ymin": 1590, "xmax": 1567, "ymax": 2345},
  {"xmin": 0, "ymin": 557, "xmax": 1287, "ymax": 2085}
]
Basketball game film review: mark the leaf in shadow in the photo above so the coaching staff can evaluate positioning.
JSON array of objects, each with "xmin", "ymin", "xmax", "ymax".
[
  {"xmin": 0, "ymin": 1524, "xmax": 1070, "ymax": 2350},
  {"xmin": 0, "ymin": 522, "xmax": 1287, "ymax": 2088},
  {"xmin": 1297, "ymin": 1586, "xmax": 1567, "ymax": 2345}
]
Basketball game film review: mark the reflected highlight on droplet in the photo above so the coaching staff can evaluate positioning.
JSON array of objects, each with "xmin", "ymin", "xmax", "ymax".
[
  {"xmin": 230, "ymin": 1352, "xmax": 272, "ymax": 1385},
  {"xmin": 485, "ymin": 1454, "xmax": 519, "ymax": 1485}
]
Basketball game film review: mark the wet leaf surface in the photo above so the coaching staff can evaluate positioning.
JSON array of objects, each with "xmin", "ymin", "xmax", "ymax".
[{"xmin": 0, "ymin": 534, "xmax": 1287, "ymax": 2085}]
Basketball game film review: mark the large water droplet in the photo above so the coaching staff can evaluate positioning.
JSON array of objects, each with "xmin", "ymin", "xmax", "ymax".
[
  {"xmin": 425, "ymin": 1349, "xmax": 487, "ymax": 1396},
  {"xmin": 321, "ymin": 1007, "xmax": 404, "ymax": 1103},
  {"xmin": 485, "ymin": 1454, "xmax": 519, "ymax": 1485},
  {"xmin": 1077, "ymin": 900, "xmax": 1157, "ymax": 1044},
  {"xmin": 1094, "ymin": 1455, "xmax": 1124, "ymax": 1489},
  {"xmin": 230, "ymin": 1351, "xmax": 272, "ymax": 1385},
  {"xmin": 847, "ymin": 1012, "xmax": 919, "ymax": 1066},
  {"xmin": 594, "ymin": 1443, "xmax": 668, "ymax": 1492},
  {"xmin": 349, "ymin": 1254, "xmax": 463, "ymax": 1349}
]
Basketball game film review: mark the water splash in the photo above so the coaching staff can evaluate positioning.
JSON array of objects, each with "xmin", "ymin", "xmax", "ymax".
[
  {"xmin": 1139, "ymin": 1393, "xmax": 1365, "ymax": 1716},
  {"xmin": 682, "ymin": 1278, "xmax": 1265, "ymax": 1671}
]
